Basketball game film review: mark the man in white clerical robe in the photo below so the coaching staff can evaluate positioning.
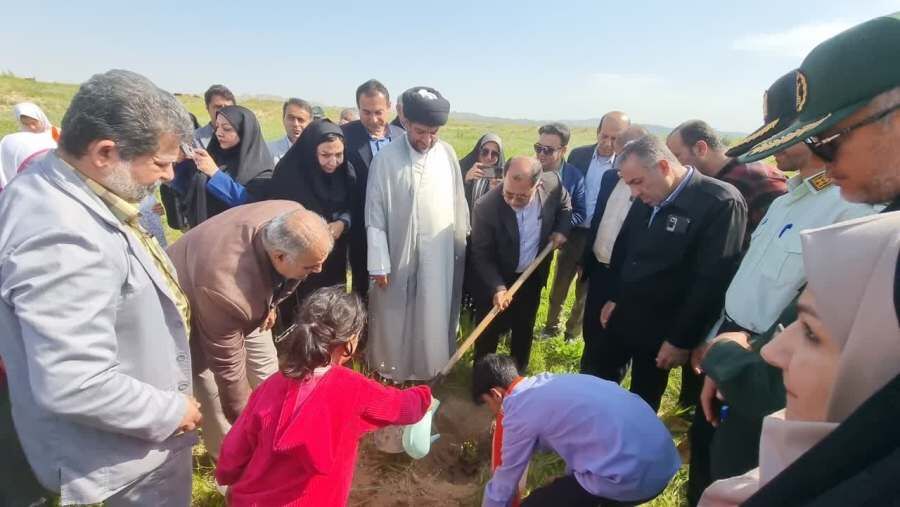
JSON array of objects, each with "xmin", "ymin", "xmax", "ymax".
[{"xmin": 364, "ymin": 87, "xmax": 469, "ymax": 381}]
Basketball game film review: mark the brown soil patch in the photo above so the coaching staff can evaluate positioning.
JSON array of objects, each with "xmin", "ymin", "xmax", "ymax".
[{"xmin": 349, "ymin": 391, "xmax": 495, "ymax": 506}]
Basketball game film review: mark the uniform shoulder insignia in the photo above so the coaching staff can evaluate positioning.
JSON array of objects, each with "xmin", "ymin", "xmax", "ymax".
[{"xmin": 808, "ymin": 172, "xmax": 832, "ymax": 191}]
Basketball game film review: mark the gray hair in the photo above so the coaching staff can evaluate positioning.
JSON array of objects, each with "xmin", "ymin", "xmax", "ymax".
[
  {"xmin": 261, "ymin": 209, "xmax": 334, "ymax": 262},
  {"xmin": 59, "ymin": 69, "xmax": 193, "ymax": 160},
  {"xmin": 617, "ymin": 134, "xmax": 681, "ymax": 171},
  {"xmin": 504, "ymin": 156, "xmax": 542, "ymax": 185},
  {"xmin": 340, "ymin": 107, "xmax": 359, "ymax": 121}
]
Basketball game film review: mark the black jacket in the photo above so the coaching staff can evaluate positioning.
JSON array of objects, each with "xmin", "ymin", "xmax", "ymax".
[
  {"xmin": 608, "ymin": 171, "xmax": 747, "ymax": 349},
  {"xmin": 471, "ymin": 172, "xmax": 572, "ymax": 294},
  {"xmin": 567, "ymin": 143, "xmax": 596, "ymax": 178},
  {"xmin": 341, "ymin": 120, "xmax": 377, "ymax": 294}
]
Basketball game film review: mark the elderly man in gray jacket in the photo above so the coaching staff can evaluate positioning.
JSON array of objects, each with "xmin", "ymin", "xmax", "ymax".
[{"xmin": 0, "ymin": 70, "xmax": 201, "ymax": 506}]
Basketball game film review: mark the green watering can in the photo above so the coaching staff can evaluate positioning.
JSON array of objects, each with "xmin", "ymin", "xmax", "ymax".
[{"xmin": 402, "ymin": 398, "xmax": 441, "ymax": 459}]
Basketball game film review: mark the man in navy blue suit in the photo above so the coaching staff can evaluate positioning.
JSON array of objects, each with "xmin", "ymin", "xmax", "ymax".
[
  {"xmin": 543, "ymin": 113, "xmax": 630, "ymax": 342},
  {"xmin": 579, "ymin": 125, "xmax": 645, "ymax": 376},
  {"xmin": 341, "ymin": 79, "xmax": 405, "ymax": 296}
]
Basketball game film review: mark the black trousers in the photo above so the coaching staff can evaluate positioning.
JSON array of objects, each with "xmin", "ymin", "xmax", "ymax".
[
  {"xmin": 522, "ymin": 474, "xmax": 653, "ymax": 507},
  {"xmin": 686, "ymin": 383, "xmax": 715, "ymax": 506},
  {"xmin": 593, "ymin": 335, "xmax": 671, "ymax": 411},
  {"xmin": 1, "ymin": 380, "xmax": 50, "ymax": 507},
  {"xmin": 473, "ymin": 271, "xmax": 545, "ymax": 372},
  {"xmin": 349, "ymin": 223, "xmax": 368, "ymax": 297},
  {"xmin": 580, "ymin": 263, "xmax": 620, "ymax": 377},
  {"xmin": 679, "ymin": 363, "xmax": 703, "ymax": 408}
]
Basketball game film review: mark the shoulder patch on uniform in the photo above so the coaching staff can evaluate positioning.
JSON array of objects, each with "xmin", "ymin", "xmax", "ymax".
[{"xmin": 808, "ymin": 172, "xmax": 832, "ymax": 192}]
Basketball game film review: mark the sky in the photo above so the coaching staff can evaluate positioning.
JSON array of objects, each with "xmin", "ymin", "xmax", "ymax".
[{"xmin": 4, "ymin": 1, "xmax": 899, "ymax": 132}]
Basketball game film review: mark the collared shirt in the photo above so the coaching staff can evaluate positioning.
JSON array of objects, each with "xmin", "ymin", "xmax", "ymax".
[
  {"xmin": 593, "ymin": 179, "xmax": 632, "ymax": 264},
  {"xmin": 74, "ymin": 171, "xmax": 191, "ymax": 333},
  {"xmin": 649, "ymin": 166, "xmax": 694, "ymax": 227},
  {"xmin": 515, "ymin": 193, "xmax": 542, "ymax": 273},
  {"xmin": 482, "ymin": 373, "xmax": 680, "ymax": 507},
  {"xmin": 720, "ymin": 170, "xmax": 877, "ymax": 335},
  {"xmin": 267, "ymin": 135, "xmax": 293, "ymax": 164},
  {"xmin": 368, "ymin": 124, "xmax": 402, "ymax": 157},
  {"xmin": 583, "ymin": 150, "xmax": 615, "ymax": 228}
]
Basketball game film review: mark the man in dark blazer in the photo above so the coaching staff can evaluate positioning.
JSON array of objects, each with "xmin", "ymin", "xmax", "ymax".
[
  {"xmin": 542, "ymin": 112, "xmax": 630, "ymax": 341},
  {"xmin": 598, "ymin": 135, "xmax": 746, "ymax": 411},
  {"xmin": 579, "ymin": 125, "xmax": 647, "ymax": 376},
  {"xmin": 341, "ymin": 79, "xmax": 405, "ymax": 295},
  {"xmin": 471, "ymin": 156, "xmax": 572, "ymax": 371}
]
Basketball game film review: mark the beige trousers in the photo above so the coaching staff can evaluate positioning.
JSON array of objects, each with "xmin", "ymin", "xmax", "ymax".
[{"xmin": 194, "ymin": 328, "xmax": 277, "ymax": 460}]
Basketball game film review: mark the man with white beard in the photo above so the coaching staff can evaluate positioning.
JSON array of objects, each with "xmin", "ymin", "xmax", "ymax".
[
  {"xmin": 365, "ymin": 87, "xmax": 469, "ymax": 381},
  {"xmin": 0, "ymin": 69, "xmax": 201, "ymax": 506}
]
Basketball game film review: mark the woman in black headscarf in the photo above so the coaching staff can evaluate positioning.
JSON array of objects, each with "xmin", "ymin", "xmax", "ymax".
[
  {"xmin": 174, "ymin": 105, "xmax": 274, "ymax": 225},
  {"xmin": 459, "ymin": 133, "xmax": 505, "ymax": 213},
  {"xmin": 267, "ymin": 119, "xmax": 356, "ymax": 304},
  {"xmin": 459, "ymin": 133, "xmax": 506, "ymax": 311}
]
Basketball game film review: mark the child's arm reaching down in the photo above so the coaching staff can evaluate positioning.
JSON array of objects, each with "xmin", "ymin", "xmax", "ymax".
[{"xmin": 358, "ymin": 378, "xmax": 432, "ymax": 431}]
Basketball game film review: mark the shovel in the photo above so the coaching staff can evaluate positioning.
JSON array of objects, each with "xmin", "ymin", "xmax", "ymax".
[{"xmin": 430, "ymin": 242, "xmax": 555, "ymax": 387}]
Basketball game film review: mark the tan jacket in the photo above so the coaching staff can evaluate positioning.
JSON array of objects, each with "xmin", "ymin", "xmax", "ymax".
[{"xmin": 167, "ymin": 200, "xmax": 301, "ymax": 421}]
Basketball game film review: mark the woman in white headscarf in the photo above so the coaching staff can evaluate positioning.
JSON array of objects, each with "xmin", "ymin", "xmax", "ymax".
[
  {"xmin": 699, "ymin": 212, "xmax": 900, "ymax": 506},
  {"xmin": 13, "ymin": 102, "xmax": 57, "ymax": 138},
  {"xmin": 0, "ymin": 103, "xmax": 58, "ymax": 190}
]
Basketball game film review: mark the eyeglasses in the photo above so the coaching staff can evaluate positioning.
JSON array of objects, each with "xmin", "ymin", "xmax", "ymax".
[
  {"xmin": 533, "ymin": 143, "xmax": 563, "ymax": 156},
  {"xmin": 480, "ymin": 148, "xmax": 500, "ymax": 159},
  {"xmin": 804, "ymin": 103, "xmax": 900, "ymax": 162}
]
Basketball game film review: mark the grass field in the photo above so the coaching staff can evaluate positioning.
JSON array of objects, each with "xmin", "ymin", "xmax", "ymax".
[{"xmin": 1, "ymin": 73, "xmax": 691, "ymax": 506}]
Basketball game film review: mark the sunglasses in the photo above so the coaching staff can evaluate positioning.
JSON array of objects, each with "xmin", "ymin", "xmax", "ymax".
[
  {"xmin": 533, "ymin": 143, "xmax": 563, "ymax": 156},
  {"xmin": 804, "ymin": 103, "xmax": 900, "ymax": 162},
  {"xmin": 480, "ymin": 147, "xmax": 500, "ymax": 159}
]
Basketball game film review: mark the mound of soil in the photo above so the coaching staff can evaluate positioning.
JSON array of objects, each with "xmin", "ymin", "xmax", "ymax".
[{"xmin": 349, "ymin": 391, "xmax": 495, "ymax": 506}]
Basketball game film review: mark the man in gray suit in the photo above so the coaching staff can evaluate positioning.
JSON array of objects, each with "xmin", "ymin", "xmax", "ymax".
[{"xmin": 0, "ymin": 70, "xmax": 201, "ymax": 506}]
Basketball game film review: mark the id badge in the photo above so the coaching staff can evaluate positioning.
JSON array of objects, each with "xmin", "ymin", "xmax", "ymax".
[{"xmin": 665, "ymin": 214, "xmax": 691, "ymax": 234}]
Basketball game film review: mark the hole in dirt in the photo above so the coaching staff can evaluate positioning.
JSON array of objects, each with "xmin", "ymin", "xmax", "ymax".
[{"xmin": 349, "ymin": 392, "xmax": 495, "ymax": 506}]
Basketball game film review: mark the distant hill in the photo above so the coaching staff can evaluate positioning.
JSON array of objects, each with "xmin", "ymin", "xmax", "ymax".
[
  {"xmin": 450, "ymin": 112, "xmax": 748, "ymax": 142},
  {"xmin": 1, "ymin": 74, "xmax": 746, "ymax": 152}
]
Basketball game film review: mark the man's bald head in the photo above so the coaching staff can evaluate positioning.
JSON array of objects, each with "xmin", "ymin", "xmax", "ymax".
[
  {"xmin": 502, "ymin": 156, "xmax": 542, "ymax": 209},
  {"xmin": 614, "ymin": 125, "xmax": 650, "ymax": 153},
  {"xmin": 597, "ymin": 111, "xmax": 631, "ymax": 157},
  {"xmin": 262, "ymin": 207, "xmax": 334, "ymax": 280}
]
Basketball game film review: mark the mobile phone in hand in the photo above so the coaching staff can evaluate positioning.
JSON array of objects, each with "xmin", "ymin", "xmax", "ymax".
[
  {"xmin": 180, "ymin": 142, "xmax": 195, "ymax": 158},
  {"xmin": 480, "ymin": 165, "xmax": 501, "ymax": 180}
]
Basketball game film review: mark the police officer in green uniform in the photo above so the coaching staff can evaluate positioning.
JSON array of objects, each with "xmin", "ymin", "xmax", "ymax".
[
  {"xmin": 686, "ymin": 69, "xmax": 879, "ymax": 504},
  {"xmin": 715, "ymin": 13, "xmax": 900, "ymax": 504}
]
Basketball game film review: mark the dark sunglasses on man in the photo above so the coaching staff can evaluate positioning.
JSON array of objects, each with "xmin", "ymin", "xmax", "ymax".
[
  {"xmin": 804, "ymin": 102, "xmax": 900, "ymax": 162},
  {"xmin": 533, "ymin": 143, "xmax": 562, "ymax": 156}
]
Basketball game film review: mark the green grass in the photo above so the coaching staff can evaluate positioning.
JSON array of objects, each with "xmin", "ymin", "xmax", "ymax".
[
  {"xmin": 0, "ymin": 73, "xmax": 599, "ymax": 157},
  {"xmin": 2, "ymin": 74, "xmax": 690, "ymax": 506}
]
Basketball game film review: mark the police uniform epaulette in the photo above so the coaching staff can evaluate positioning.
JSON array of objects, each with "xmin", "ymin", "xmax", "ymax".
[{"xmin": 806, "ymin": 172, "xmax": 833, "ymax": 192}]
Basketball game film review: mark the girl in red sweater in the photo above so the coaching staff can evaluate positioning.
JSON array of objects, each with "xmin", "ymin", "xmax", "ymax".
[{"xmin": 216, "ymin": 286, "xmax": 432, "ymax": 506}]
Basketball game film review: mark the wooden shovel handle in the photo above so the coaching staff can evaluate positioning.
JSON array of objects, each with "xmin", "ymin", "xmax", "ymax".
[{"xmin": 436, "ymin": 242, "xmax": 555, "ymax": 378}]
